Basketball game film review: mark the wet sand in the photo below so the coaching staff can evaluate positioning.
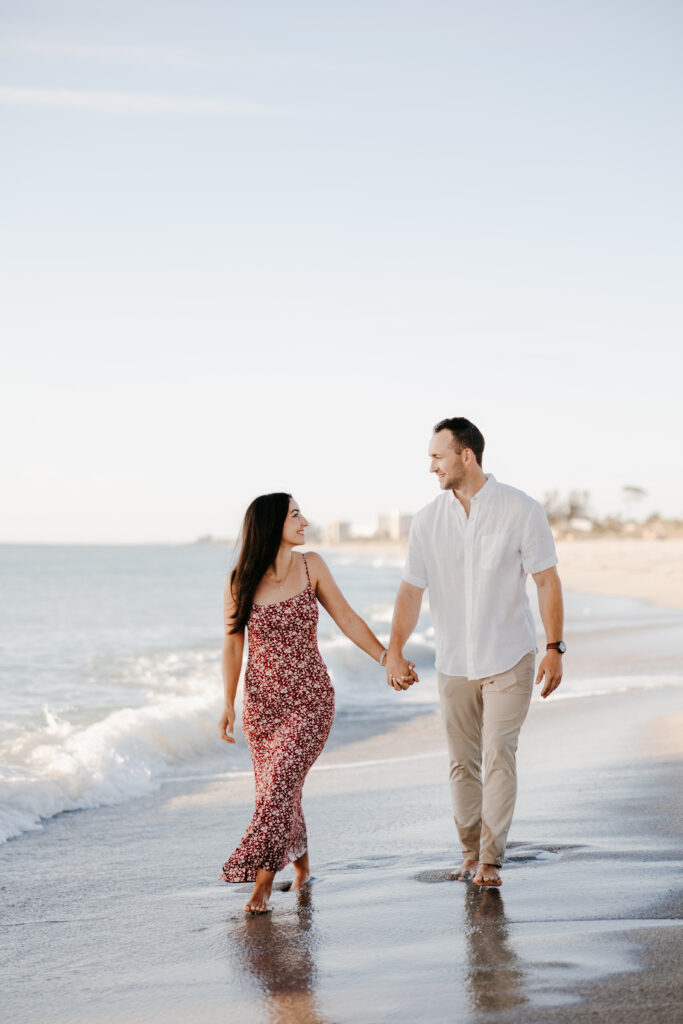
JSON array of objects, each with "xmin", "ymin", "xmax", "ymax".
[{"xmin": 3, "ymin": 674, "xmax": 682, "ymax": 1023}]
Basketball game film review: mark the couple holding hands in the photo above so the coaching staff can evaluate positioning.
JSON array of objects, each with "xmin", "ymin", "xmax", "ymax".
[{"xmin": 218, "ymin": 416, "xmax": 564, "ymax": 914}]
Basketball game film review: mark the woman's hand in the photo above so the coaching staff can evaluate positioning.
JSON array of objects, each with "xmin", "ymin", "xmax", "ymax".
[
  {"xmin": 218, "ymin": 705, "xmax": 236, "ymax": 743},
  {"xmin": 386, "ymin": 649, "xmax": 419, "ymax": 691}
]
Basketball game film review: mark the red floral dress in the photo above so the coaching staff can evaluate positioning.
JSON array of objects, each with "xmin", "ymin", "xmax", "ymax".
[{"xmin": 220, "ymin": 555, "xmax": 335, "ymax": 882}]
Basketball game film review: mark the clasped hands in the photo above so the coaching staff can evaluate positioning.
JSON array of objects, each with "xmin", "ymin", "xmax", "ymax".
[{"xmin": 385, "ymin": 649, "xmax": 419, "ymax": 692}]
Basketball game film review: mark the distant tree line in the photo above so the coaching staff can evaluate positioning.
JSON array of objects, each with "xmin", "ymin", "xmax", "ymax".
[
  {"xmin": 542, "ymin": 490, "xmax": 591, "ymax": 523},
  {"xmin": 543, "ymin": 485, "xmax": 659, "ymax": 527}
]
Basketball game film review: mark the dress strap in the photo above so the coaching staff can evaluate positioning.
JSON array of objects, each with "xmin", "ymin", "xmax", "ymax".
[{"xmin": 301, "ymin": 552, "xmax": 311, "ymax": 585}]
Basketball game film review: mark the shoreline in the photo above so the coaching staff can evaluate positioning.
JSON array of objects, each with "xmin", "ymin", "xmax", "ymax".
[
  {"xmin": 4, "ymin": 675, "xmax": 682, "ymax": 1023},
  {"xmin": 319, "ymin": 536, "xmax": 683, "ymax": 611},
  {"xmin": 4, "ymin": 536, "xmax": 681, "ymax": 610}
]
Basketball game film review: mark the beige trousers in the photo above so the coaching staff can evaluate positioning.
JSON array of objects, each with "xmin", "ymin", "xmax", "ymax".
[{"xmin": 437, "ymin": 651, "xmax": 535, "ymax": 867}]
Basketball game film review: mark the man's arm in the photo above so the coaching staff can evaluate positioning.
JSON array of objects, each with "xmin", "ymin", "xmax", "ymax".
[
  {"xmin": 532, "ymin": 566, "xmax": 564, "ymax": 698},
  {"xmin": 386, "ymin": 580, "xmax": 424, "ymax": 691}
]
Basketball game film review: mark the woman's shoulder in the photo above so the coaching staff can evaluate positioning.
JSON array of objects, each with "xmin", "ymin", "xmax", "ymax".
[
  {"xmin": 301, "ymin": 549, "xmax": 324, "ymax": 564},
  {"xmin": 300, "ymin": 550, "xmax": 328, "ymax": 580}
]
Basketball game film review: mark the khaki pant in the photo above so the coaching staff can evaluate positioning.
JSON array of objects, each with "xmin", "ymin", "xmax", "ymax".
[{"xmin": 437, "ymin": 652, "xmax": 535, "ymax": 867}]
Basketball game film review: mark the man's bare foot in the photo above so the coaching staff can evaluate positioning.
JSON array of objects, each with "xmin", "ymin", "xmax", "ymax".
[
  {"xmin": 473, "ymin": 862, "xmax": 502, "ymax": 887},
  {"xmin": 244, "ymin": 867, "xmax": 275, "ymax": 913},
  {"xmin": 449, "ymin": 858, "xmax": 478, "ymax": 882},
  {"xmin": 292, "ymin": 851, "xmax": 310, "ymax": 891}
]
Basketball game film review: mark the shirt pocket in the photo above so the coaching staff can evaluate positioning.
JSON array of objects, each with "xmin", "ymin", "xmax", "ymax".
[{"xmin": 479, "ymin": 532, "xmax": 508, "ymax": 570}]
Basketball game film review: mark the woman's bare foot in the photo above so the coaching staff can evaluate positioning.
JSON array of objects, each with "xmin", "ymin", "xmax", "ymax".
[
  {"xmin": 473, "ymin": 863, "xmax": 502, "ymax": 887},
  {"xmin": 244, "ymin": 868, "xmax": 275, "ymax": 913},
  {"xmin": 450, "ymin": 858, "xmax": 478, "ymax": 882},
  {"xmin": 292, "ymin": 850, "xmax": 310, "ymax": 891}
]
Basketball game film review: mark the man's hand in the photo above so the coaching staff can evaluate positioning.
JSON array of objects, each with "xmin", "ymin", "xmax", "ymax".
[
  {"xmin": 535, "ymin": 651, "xmax": 562, "ymax": 698},
  {"xmin": 385, "ymin": 649, "xmax": 419, "ymax": 691}
]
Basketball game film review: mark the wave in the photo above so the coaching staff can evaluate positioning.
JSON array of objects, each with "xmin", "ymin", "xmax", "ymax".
[
  {"xmin": 0, "ymin": 687, "xmax": 225, "ymax": 845},
  {"xmin": 319, "ymin": 629, "xmax": 440, "ymax": 708},
  {"xmin": 0, "ymin": 630, "xmax": 440, "ymax": 845},
  {"xmin": 4, "ymin": 626, "xmax": 680, "ymax": 847}
]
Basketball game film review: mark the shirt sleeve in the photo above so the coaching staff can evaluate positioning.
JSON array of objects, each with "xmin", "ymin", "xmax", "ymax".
[
  {"xmin": 521, "ymin": 501, "xmax": 557, "ymax": 575},
  {"xmin": 402, "ymin": 516, "xmax": 428, "ymax": 589}
]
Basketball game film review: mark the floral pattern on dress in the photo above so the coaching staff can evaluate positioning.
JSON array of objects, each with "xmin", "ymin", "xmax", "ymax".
[{"xmin": 220, "ymin": 556, "xmax": 335, "ymax": 883}]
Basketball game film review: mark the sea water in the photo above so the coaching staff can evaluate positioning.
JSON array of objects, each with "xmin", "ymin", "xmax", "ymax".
[{"xmin": 2, "ymin": 543, "xmax": 682, "ymax": 845}]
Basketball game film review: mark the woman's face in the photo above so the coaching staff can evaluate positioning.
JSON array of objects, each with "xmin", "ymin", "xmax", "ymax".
[{"xmin": 281, "ymin": 498, "xmax": 309, "ymax": 547}]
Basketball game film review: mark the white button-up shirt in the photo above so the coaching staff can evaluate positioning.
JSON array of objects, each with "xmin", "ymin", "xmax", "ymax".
[{"xmin": 402, "ymin": 474, "xmax": 557, "ymax": 680}]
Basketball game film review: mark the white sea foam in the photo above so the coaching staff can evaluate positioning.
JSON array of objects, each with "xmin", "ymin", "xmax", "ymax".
[
  {"xmin": 369, "ymin": 557, "xmax": 404, "ymax": 570},
  {"xmin": 368, "ymin": 603, "xmax": 395, "ymax": 624},
  {"xmin": 548, "ymin": 674, "xmax": 683, "ymax": 701},
  {"xmin": 0, "ymin": 688, "xmax": 225, "ymax": 844}
]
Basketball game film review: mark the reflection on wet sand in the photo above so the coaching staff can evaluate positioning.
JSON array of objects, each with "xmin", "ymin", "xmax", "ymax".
[
  {"xmin": 227, "ymin": 877, "xmax": 525, "ymax": 1021},
  {"xmin": 463, "ymin": 885, "xmax": 526, "ymax": 1013},
  {"xmin": 227, "ymin": 886, "xmax": 331, "ymax": 1024}
]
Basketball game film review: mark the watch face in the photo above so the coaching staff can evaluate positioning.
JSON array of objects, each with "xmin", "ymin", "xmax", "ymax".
[{"xmin": 557, "ymin": 641, "xmax": 567, "ymax": 654}]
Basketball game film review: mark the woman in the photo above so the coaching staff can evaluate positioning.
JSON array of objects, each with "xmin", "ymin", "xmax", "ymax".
[{"xmin": 218, "ymin": 492, "xmax": 415, "ymax": 913}]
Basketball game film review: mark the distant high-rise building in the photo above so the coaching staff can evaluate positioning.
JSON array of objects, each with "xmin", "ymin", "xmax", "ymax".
[
  {"xmin": 386, "ymin": 510, "xmax": 412, "ymax": 541},
  {"xmin": 325, "ymin": 520, "xmax": 352, "ymax": 544},
  {"xmin": 304, "ymin": 523, "xmax": 323, "ymax": 543},
  {"xmin": 375, "ymin": 514, "xmax": 392, "ymax": 539}
]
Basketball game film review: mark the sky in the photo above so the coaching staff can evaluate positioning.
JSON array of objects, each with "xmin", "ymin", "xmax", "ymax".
[{"xmin": 2, "ymin": 0, "xmax": 682, "ymax": 542}]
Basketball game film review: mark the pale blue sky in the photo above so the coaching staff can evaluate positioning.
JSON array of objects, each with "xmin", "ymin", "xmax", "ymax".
[{"xmin": 2, "ymin": 1, "xmax": 681, "ymax": 542}]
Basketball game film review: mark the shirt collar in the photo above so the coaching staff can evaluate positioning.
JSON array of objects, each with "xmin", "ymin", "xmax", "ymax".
[{"xmin": 448, "ymin": 473, "xmax": 497, "ymax": 505}]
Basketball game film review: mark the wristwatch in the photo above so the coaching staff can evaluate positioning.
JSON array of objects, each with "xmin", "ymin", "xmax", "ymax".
[{"xmin": 546, "ymin": 641, "xmax": 567, "ymax": 654}]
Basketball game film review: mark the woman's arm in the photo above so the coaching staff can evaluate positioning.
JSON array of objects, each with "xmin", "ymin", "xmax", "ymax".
[
  {"xmin": 307, "ymin": 552, "xmax": 410, "ymax": 674},
  {"xmin": 219, "ymin": 581, "xmax": 245, "ymax": 743}
]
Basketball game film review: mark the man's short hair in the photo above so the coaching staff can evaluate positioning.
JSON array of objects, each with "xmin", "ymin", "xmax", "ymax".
[{"xmin": 433, "ymin": 417, "xmax": 485, "ymax": 466}]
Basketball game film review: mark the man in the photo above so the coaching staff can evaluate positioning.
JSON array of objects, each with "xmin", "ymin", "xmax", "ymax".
[{"xmin": 386, "ymin": 417, "xmax": 564, "ymax": 888}]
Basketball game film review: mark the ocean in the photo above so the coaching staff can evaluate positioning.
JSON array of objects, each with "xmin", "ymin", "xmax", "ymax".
[{"xmin": 2, "ymin": 543, "xmax": 683, "ymax": 846}]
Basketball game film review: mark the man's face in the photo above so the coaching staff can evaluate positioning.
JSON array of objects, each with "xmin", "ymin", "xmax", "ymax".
[{"xmin": 429, "ymin": 430, "xmax": 466, "ymax": 490}]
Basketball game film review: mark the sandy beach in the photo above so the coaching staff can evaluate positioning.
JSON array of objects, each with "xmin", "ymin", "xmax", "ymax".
[
  {"xmin": 557, "ymin": 537, "xmax": 683, "ymax": 610},
  {"xmin": 333, "ymin": 536, "xmax": 683, "ymax": 612},
  {"xmin": 327, "ymin": 536, "xmax": 683, "ymax": 606},
  {"xmin": 3, "ymin": 539, "xmax": 683, "ymax": 1023}
]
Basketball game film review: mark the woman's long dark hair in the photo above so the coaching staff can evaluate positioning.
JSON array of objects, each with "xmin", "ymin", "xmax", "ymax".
[{"xmin": 228, "ymin": 492, "xmax": 291, "ymax": 633}]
